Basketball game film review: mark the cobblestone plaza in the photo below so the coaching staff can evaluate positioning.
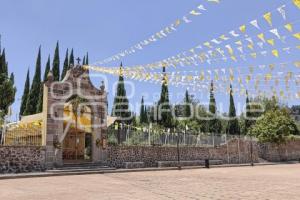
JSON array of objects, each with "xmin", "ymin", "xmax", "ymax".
[{"xmin": 1, "ymin": 164, "xmax": 299, "ymax": 200}]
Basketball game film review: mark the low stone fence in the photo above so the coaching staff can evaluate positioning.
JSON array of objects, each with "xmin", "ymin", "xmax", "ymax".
[
  {"xmin": 258, "ymin": 139, "xmax": 300, "ymax": 162},
  {"xmin": 107, "ymin": 139, "xmax": 258, "ymax": 168},
  {"xmin": 0, "ymin": 146, "xmax": 46, "ymax": 173}
]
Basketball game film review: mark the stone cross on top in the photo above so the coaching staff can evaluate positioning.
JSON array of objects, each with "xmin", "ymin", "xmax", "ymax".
[{"xmin": 76, "ymin": 57, "xmax": 81, "ymax": 64}]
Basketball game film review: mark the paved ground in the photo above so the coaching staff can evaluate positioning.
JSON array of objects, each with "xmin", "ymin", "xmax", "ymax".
[{"xmin": 0, "ymin": 164, "xmax": 299, "ymax": 200}]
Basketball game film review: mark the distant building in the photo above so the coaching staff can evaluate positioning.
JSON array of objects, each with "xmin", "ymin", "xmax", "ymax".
[{"xmin": 291, "ymin": 105, "xmax": 300, "ymax": 122}]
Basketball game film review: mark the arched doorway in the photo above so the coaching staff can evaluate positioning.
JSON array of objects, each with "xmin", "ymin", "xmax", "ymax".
[{"xmin": 62, "ymin": 95, "xmax": 93, "ymax": 163}]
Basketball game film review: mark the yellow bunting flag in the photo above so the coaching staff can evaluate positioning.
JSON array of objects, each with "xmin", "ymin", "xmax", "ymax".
[
  {"xmin": 263, "ymin": 12, "xmax": 272, "ymax": 26},
  {"xmin": 293, "ymin": 33, "xmax": 300, "ymax": 40},
  {"xmin": 284, "ymin": 23, "xmax": 293, "ymax": 32},
  {"xmin": 246, "ymin": 75, "xmax": 251, "ymax": 83},
  {"xmin": 190, "ymin": 10, "xmax": 201, "ymax": 15},
  {"xmin": 294, "ymin": 61, "xmax": 300, "ymax": 67},
  {"xmin": 267, "ymin": 39, "xmax": 275, "ymax": 46},
  {"xmin": 293, "ymin": 0, "xmax": 300, "ymax": 9},
  {"xmin": 250, "ymin": 53, "xmax": 257, "ymax": 58},
  {"xmin": 247, "ymin": 43, "xmax": 254, "ymax": 50},
  {"xmin": 231, "ymin": 56, "xmax": 237, "ymax": 61},
  {"xmin": 272, "ymin": 49, "xmax": 279, "ymax": 57},
  {"xmin": 175, "ymin": 19, "xmax": 181, "ymax": 27},
  {"xmin": 219, "ymin": 35, "xmax": 229, "ymax": 40},
  {"xmin": 239, "ymin": 25, "xmax": 246, "ymax": 33},
  {"xmin": 203, "ymin": 42, "xmax": 212, "ymax": 48},
  {"xmin": 257, "ymin": 33, "xmax": 265, "ymax": 42},
  {"xmin": 265, "ymin": 73, "xmax": 272, "ymax": 81},
  {"xmin": 235, "ymin": 40, "xmax": 242, "ymax": 45}
]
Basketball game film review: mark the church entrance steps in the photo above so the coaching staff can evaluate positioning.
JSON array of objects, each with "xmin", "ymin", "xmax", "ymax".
[{"xmin": 49, "ymin": 162, "xmax": 113, "ymax": 172}]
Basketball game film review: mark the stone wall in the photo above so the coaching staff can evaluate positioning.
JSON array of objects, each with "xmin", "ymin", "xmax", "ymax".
[
  {"xmin": 0, "ymin": 146, "xmax": 46, "ymax": 173},
  {"xmin": 258, "ymin": 139, "xmax": 300, "ymax": 162},
  {"xmin": 107, "ymin": 139, "xmax": 258, "ymax": 168}
]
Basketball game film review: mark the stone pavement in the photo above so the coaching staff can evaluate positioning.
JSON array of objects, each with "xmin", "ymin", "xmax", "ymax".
[{"xmin": 0, "ymin": 164, "xmax": 299, "ymax": 200}]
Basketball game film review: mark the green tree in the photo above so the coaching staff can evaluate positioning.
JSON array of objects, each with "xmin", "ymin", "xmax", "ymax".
[
  {"xmin": 249, "ymin": 109, "xmax": 299, "ymax": 144},
  {"xmin": 184, "ymin": 89, "xmax": 191, "ymax": 118},
  {"xmin": 140, "ymin": 96, "xmax": 148, "ymax": 124},
  {"xmin": 0, "ymin": 47, "xmax": 15, "ymax": 119},
  {"xmin": 226, "ymin": 84, "xmax": 240, "ymax": 135},
  {"xmin": 207, "ymin": 80, "xmax": 222, "ymax": 134},
  {"xmin": 69, "ymin": 49, "xmax": 74, "ymax": 68},
  {"xmin": 86, "ymin": 52, "xmax": 89, "ymax": 65},
  {"xmin": 82, "ymin": 56, "xmax": 86, "ymax": 65},
  {"xmin": 111, "ymin": 63, "xmax": 131, "ymax": 122},
  {"xmin": 36, "ymin": 56, "xmax": 51, "ymax": 113},
  {"xmin": 158, "ymin": 66, "xmax": 172, "ymax": 127},
  {"xmin": 9, "ymin": 73, "xmax": 14, "ymax": 84},
  {"xmin": 20, "ymin": 69, "xmax": 30, "ymax": 116},
  {"xmin": 52, "ymin": 41, "xmax": 60, "ymax": 81},
  {"xmin": 24, "ymin": 47, "xmax": 41, "ymax": 115},
  {"xmin": 61, "ymin": 49, "xmax": 69, "ymax": 80},
  {"xmin": 0, "ymin": 49, "xmax": 8, "ymax": 76}
]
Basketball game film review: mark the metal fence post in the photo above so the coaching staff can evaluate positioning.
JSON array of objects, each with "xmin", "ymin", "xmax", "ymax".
[{"xmin": 177, "ymin": 131, "xmax": 181, "ymax": 170}]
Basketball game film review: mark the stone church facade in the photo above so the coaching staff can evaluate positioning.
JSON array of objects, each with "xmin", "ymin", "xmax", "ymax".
[{"xmin": 42, "ymin": 64, "xmax": 108, "ymax": 167}]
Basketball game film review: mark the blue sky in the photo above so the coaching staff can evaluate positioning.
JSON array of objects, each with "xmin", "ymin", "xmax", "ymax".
[{"xmin": 0, "ymin": 0, "xmax": 299, "ymax": 120}]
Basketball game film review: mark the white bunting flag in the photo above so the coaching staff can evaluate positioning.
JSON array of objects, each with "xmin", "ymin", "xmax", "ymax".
[
  {"xmin": 250, "ymin": 20, "xmax": 260, "ymax": 29},
  {"xmin": 229, "ymin": 30, "xmax": 239, "ymax": 37},
  {"xmin": 283, "ymin": 47, "xmax": 291, "ymax": 54},
  {"xmin": 270, "ymin": 29, "xmax": 281, "ymax": 39},
  {"xmin": 160, "ymin": 30, "xmax": 167, "ymax": 37},
  {"xmin": 257, "ymin": 42, "xmax": 264, "ymax": 49},
  {"xmin": 183, "ymin": 16, "xmax": 192, "ymax": 23},
  {"xmin": 261, "ymin": 51, "xmax": 268, "ymax": 56},
  {"xmin": 277, "ymin": 5, "xmax": 286, "ymax": 20},
  {"xmin": 245, "ymin": 37, "xmax": 254, "ymax": 44},
  {"xmin": 211, "ymin": 39, "xmax": 221, "ymax": 44},
  {"xmin": 198, "ymin": 4, "xmax": 207, "ymax": 11},
  {"xmin": 240, "ymin": 54, "xmax": 246, "ymax": 61},
  {"xmin": 237, "ymin": 46, "xmax": 243, "ymax": 53},
  {"xmin": 280, "ymin": 36, "xmax": 287, "ymax": 43}
]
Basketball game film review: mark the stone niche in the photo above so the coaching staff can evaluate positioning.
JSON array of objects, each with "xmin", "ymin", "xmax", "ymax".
[{"xmin": 42, "ymin": 65, "xmax": 108, "ymax": 167}]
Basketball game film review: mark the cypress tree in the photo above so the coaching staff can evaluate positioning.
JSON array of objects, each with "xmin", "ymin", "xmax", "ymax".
[
  {"xmin": 61, "ymin": 49, "xmax": 69, "ymax": 80},
  {"xmin": 69, "ymin": 49, "xmax": 74, "ymax": 68},
  {"xmin": 44, "ymin": 55, "xmax": 51, "ymax": 81},
  {"xmin": 226, "ymin": 84, "xmax": 240, "ymax": 135},
  {"xmin": 52, "ymin": 41, "xmax": 60, "ymax": 81},
  {"xmin": 82, "ymin": 56, "xmax": 86, "ymax": 65},
  {"xmin": 24, "ymin": 47, "xmax": 41, "ymax": 115},
  {"xmin": 20, "ymin": 69, "xmax": 30, "ymax": 116},
  {"xmin": 9, "ymin": 73, "xmax": 14, "ymax": 84},
  {"xmin": 111, "ymin": 62, "xmax": 131, "ymax": 122},
  {"xmin": 86, "ymin": 52, "xmax": 89, "ymax": 65},
  {"xmin": 36, "ymin": 56, "xmax": 51, "ymax": 113},
  {"xmin": 140, "ymin": 96, "xmax": 145, "ymax": 124},
  {"xmin": 158, "ymin": 66, "xmax": 172, "ymax": 127},
  {"xmin": 184, "ymin": 89, "xmax": 191, "ymax": 118},
  {"xmin": 207, "ymin": 80, "xmax": 222, "ymax": 134},
  {"xmin": 0, "ymin": 49, "xmax": 8, "ymax": 76},
  {"xmin": 0, "ymin": 46, "xmax": 16, "ymax": 119}
]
